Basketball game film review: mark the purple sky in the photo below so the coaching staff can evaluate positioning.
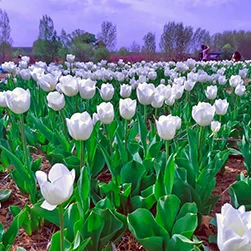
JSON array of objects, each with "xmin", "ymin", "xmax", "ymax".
[{"xmin": 1, "ymin": 0, "xmax": 251, "ymax": 50}]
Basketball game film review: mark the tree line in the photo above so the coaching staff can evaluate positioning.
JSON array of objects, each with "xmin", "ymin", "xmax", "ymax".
[{"xmin": 1, "ymin": 8, "xmax": 251, "ymax": 63}]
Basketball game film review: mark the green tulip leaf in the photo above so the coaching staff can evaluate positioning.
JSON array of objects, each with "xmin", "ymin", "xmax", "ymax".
[
  {"xmin": 156, "ymin": 195, "xmax": 181, "ymax": 235},
  {"xmin": 128, "ymin": 208, "xmax": 169, "ymax": 250}
]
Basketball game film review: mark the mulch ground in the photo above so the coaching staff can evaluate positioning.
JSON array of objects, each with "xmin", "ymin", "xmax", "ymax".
[{"xmin": 0, "ymin": 152, "xmax": 246, "ymax": 251}]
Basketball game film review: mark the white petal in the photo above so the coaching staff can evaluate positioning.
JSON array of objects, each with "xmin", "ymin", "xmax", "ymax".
[{"xmin": 41, "ymin": 200, "xmax": 57, "ymax": 211}]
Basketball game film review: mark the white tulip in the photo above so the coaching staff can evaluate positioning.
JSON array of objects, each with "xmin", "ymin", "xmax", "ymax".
[
  {"xmin": 136, "ymin": 82, "xmax": 155, "ymax": 105},
  {"xmin": 151, "ymin": 92, "xmax": 165, "ymax": 108},
  {"xmin": 97, "ymin": 102, "xmax": 114, "ymax": 124},
  {"xmin": 217, "ymin": 203, "xmax": 251, "ymax": 251},
  {"xmin": 66, "ymin": 54, "xmax": 75, "ymax": 63},
  {"xmin": 172, "ymin": 84, "xmax": 184, "ymax": 100},
  {"xmin": 119, "ymin": 98, "xmax": 136, "ymax": 120},
  {"xmin": 192, "ymin": 102, "xmax": 215, "ymax": 126},
  {"xmin": 184, "ymin": 80, "xmax": 196, "ymax": 92},
  {"xmin": 5, "ymin": 87, "xmax": 30, "ymax": 114},
  {"xmin": 78, "ymin": 78, "xmax": 96, "ymax": 99},
  {"xmin": 165, "ymin": 95, "xmax": 176, "ymax": 106},
  {"xmin": 214, "ymin": 99, "xmax": 229, "ymax": 115},
  {"xmin": 57, "ymin": 75, "xmax": 79, "ymax": 96},
  {"xmin": 235, "ymin": 84, "xmax": 246, "ymax": 96},
  {"xmin": 218, "ymin": 75, "xmax": 227, "ymax": 86},
  {"xmin": 99, "ymin": 83, "xmax": 114, "ymax": 101},
  {"xmin": 36, "ymin": 164, "xmax": 75, "ymax": 211},
  {"xmin": 46, "ymin": 92, "xmax": 65, "ymax": 111},
  {"xmin": 120, "ymin": 84, "xmax": 132, "ymax": 98},
  {"xmin": 38, "ymin": 73, "xmax": 58, "ymax": 92},
  {"xmin": 19, "ymin": 69, "xmax": 31, "ymax": 80},
  {"xmin": 30, "ymin": 67, "xmax": 44, "ymax": 82},
  {"xmin": 211, "ymin": 121, "xmax": 221, "ymax": 134},
  {"xmin": 229, "ymin": 75, "xmax": 243, "ymax": 87},
  {"xmin": 205, "ymin": 85, "xmax": 217, "ymax": 100},
  {"xmin": 66, "ymin": 112, "xmax": 93, "ymax": 140},
  {"xmin": 2, "ymin": 62, "xmax": 17, "ymax": 74},
  {"xmin": 156, "ymin": 115, "xmax": 181, "ymax": 140}
]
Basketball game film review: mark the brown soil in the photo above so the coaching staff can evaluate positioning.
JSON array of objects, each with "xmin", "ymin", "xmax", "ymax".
[{"xmin": 0, "ymin": 154, "xmax": 246, "ymax": 251}]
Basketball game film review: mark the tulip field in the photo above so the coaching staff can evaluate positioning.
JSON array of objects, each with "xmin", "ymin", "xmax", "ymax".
[{"xmin": 1, "ymin": 56, "xmax": 251, "ymax": 250}]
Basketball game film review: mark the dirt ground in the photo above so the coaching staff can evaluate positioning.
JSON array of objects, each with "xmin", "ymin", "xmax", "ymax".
[{"xmin": 0, "ymin": 154, "xmax": 245, "ymax": 251}]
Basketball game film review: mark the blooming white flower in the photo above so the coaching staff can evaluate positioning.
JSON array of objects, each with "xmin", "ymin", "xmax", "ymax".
[
  {"xmin": 66, "ymin": 112, "xmax": 93, "ymax": 140},
  {"xmin": 217, "ymin": 203, "xmax": 251, "ymax": 251},
  {"xmin": 66, "ymin": 54, "xmax": 75, "ymax": 63},
  {"xmin": 211, "ymin": 121, "xmax": 221, "ymax": 134},
  {"xmin": 205, "ymin": 85, "xmax": 217, "ymax": 100},
  {"xmin": 120, "ymin": 84, "xmax": 132, "ymax": 98},
  {"xmin": 192, "ymin": 102, "xmax": 215, "ymax": 126},
  {"xmin": 119, "ymin": 98, "xmax": 137, "ymax": 120},
  {"xmin": 78, "ymin": 78, "xmax": 96, "ymax": 99},
  {"xmin": 99, "ymin": 83, "xmax": 114, "ymax": 101},
  {"xmin": 36, "ymin": 164, "xmax": 75, "ymax": 211},
  {"xmin": 235, "ymin": 84, "xmax": 246, "ymax": 96},
  {"xmin": 97, "ymin": 102, "xmax": 114, "ymax": 124},
  {"xmin": 229, "ymin": 75, "xmax": 243, "ymax": 87},
  {"xmin": 136, "ymin": 82, "xmax": 155, "ymax": 105},
  {"xmin": 57, "ymin": 75, "xmax": 79, "ymax": 96},
  {"xmin": 214, "ymin": 99, "xmax": 229, "ymax": 115},
  {"xmin": 5, "ymin": 87, "xmax": 30, "ymax": 114},
  {"xmin": 38, "ymin": 73, "xmax": 58, "ymax": 92},
  {"xmin": 156, "ymin": 115, "xmax": 181, "ymax": 140},
  {"xmin": 46, "ymin": 92, "xmax": 65, "ymax": 111}
]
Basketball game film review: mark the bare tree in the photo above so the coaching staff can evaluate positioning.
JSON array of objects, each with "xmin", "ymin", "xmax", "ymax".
[
  {"xmin": 160, "ymin": 21, "xmax": 194, "ymax": 60},
  {"xmin": 130, "ymin": 41, "xmax": 141, "ymax": 53},
  {"xmin": 142, "ymin": 32, "xmax": 156, "ymax": 55},
  {"xmin": 98, "ymin": 21, "xmax": 117, "ymax": 51},
  {"xmin": 0, "ymin": 9, "xmax": 12, "ymax": 61}
]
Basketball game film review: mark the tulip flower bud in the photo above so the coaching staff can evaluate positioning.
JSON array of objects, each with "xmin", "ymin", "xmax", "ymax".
[
  {"xmin": 46, "ymin": 91, "xmax": 65, "ymax": 111},
  {"xmin": 66, "ymin": 112, "xmax": 93, "ymax": 140},
  {"xmin": 5, "ymin": 87, "xmax": 30, "ymax": 114},
  {"xmin": 119, "ymin": 98, "xmax": 136, "ymax": 120},
  {"xmin": 97, "ymin": 102, "xmax": 114, "ymax": 124},
  {"xmin": 36, "ymin": 163, "xmax": 75, "ymax": 211}
]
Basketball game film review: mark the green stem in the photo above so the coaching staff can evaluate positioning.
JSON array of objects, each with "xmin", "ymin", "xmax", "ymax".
[
  {"xmin": 154, "ymin": 108, "xmax": 158, "ymax": 118},
  {"xmin": 165, "ymin": 140, "xmax": 169, "ymax": 161},
  {"xmin": 20, "ymin": 114, "xmax": 29, "ymax": 168},
  {"xmin": 124, "ymin": 119, "xmax": 128, "ymax": 150},
  {"xmin": 59, "ymin": 110, "xmax": 67, "ymax": 136},
  {"xmin": 198, "ymin": 126, "xmax": 204, "ymax": 166},
  {"xmin": 58, "ymin": 204, "xmax": 64, "ymax": 251},
  {"xmin": 105, "ymin": 124, "xmax": 112, "ymax": 155},
  {"xmin": 144, "ymin": 105, "xmax": 147, "ymax": 123},
  {"xmin": 80, "ymin": 140, "xmax": 85, "ymax": 169}
]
